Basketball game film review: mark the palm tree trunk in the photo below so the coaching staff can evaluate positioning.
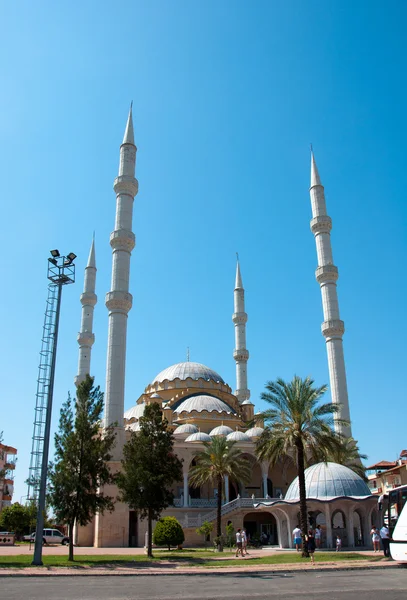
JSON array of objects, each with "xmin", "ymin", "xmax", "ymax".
[
  {"xmin": 295, "ymin": 439, "xmax": 309, "ymax": 558},
  {"xmin": 147, "ymin": 508, "xmax": 153, "ymax": 558},
  {"xmin": 217, "ymin": 477, "xmax": 223, "ymax": 540},
  {"xmin": 68, "ymin": 521, "xmax": 74, "ymax": 561}
]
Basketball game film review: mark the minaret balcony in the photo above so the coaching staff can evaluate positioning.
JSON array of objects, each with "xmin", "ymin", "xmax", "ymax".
[
  {"xmin": 310, "ymin": 215, "xmax": 332, "ymax": 235},
  {"xmin": 77, "ymin": 332, "xmax": 95, "ymax": 347},
  {"xmin": 321, "ymin": 319, "xmax": 345, "ymax": 339},
  {"xmin": 80, "ymin": 292, "xmax": 97, "ymax": 307},
  {"xmin": 233, "ymin": 349, "xmax": 249, "ymax": 361},
  {"xmin": 315, "ymin": 264, "xmax": 338, "ymax": 284},
  {"xmin": 110, "ymin": 229, "xmax": 136, "ymax": 253},
  {"xmin": 105, "ymin": 290, "xmax": 133, "ymax": 313},
  {"xmin": 113, "ymin": 175, "xmax": 138, "ymax": 197},
  {"xmin": 232, "ymin": 312, "xmax": 248, "ymax": 325}
]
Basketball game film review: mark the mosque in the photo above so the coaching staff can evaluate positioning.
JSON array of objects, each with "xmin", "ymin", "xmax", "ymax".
[{"xmin": 74, "ymin": 109, "xmax": 376, "ymax": 549}]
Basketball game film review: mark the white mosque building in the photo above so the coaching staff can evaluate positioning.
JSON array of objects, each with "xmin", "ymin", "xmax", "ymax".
[{"xmin": 74, "ymin": 109, "xmax": 376, "ymax": 549}]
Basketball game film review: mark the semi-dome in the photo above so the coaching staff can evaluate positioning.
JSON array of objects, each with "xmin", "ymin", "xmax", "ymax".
[
  {"xmin": 185, "ymin": 431, "xmax": 212, "ymax": 442},
  {"xmin": 210, "ymin": 425, "xmax": 234, "ymax": 437},
  {"xmin": 124, "ymin": 403, "xmax": 146, "ymax": 421},
  {"xmin": 226, "ymin": 430, "xmax": 251, "ymax": 442},
  {"xmin": 174, "ymin": 395, "xmax": 236, "ymax": 415},
  {"xmin": 152, "ymin": 362, "xmax": 225, "ymax": 385},
  {"xmin": 173, "ymin": 424, "xmax": 199, "ymax": 436},
  {"xmin": 285, "ymin": 462, "xmax": 371, "ymax": 500},
  {"xmin": 245, "ymin": 427, "xmax": 264, "ymax": 438}
]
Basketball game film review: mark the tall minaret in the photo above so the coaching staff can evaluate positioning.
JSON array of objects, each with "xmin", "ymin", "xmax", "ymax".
[
  {"xmin": 74, "ymin": 237, "xmax": 97, "ymax": 386},
  {"xmin": 104, "ymin": 105, "xmax": 138, "ymax": 455},
  {"xmin": 309, "ymin": 150, "xmax": 352, "ymax": 437},
  {"xmin": 232, "ymin": 258, "xmax": 250, "ymax": 403}
]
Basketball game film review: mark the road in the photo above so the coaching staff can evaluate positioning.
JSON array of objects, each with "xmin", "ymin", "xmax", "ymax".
[{"xmin": 2, "ymin": 569, "xmax": 407, "ymax": 600}]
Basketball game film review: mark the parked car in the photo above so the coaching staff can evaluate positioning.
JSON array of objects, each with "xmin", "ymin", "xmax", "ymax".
[{"xmin": 23, "ymin": 528, "xmax": 69, "ymax": 545}]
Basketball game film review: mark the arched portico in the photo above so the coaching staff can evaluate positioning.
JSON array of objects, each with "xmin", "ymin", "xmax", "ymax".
[{"xmin": 243, "ymin": 511, "xmax": 278, "ymax": 545}]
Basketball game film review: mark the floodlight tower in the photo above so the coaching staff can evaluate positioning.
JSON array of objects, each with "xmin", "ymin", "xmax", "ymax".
[{"xmin": 29, "ymin": 250, "xmax": 76, "ymax": 566}]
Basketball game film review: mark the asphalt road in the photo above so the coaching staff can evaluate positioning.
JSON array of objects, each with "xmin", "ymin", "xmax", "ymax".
[{"xmin": 2, "ymin": 569, "xmax": 407, "ymax": 600}]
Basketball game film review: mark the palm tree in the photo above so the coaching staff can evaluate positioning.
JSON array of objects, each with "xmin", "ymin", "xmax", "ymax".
[
  {"xmin": 189, "ymin": 437, "xmax": 251, "ymax": 546},
  {"xmin": 325, "ymin": 436, "xmax": 367, "ymax": 480},
  {"xmin": 256, "ymin": 376, "xmax": 348, "ymax": 557}
]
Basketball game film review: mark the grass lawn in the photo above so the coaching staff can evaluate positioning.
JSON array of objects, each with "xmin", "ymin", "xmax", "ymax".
[{"xmin": 0, "ymin": 551, "xmax": 379, "ymax": 569}]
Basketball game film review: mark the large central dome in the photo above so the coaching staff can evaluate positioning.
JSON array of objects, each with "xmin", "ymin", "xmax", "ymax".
[{"xmin": 151, "ymin": 362, "xmax": 225, "ymax": 385}]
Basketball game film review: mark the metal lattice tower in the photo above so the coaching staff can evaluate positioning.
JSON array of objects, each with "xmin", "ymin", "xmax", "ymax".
[
  {"xmin": 27, "ymin": 283, "xmax": 60, "ymax": 501},
  {"xmin": 27, "ymin": 253, "xmax": 76, "ymax": 503}
]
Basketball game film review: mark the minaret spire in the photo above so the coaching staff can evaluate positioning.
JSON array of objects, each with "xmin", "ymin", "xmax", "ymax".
[
  {"xmin": 74, "ymin": 237, "xmax": 97, "ymax": 386},
  {"xmin": 104, "ymin": 106, "xmax": 138, "ymax": 455},
  {"xmin": 309, "ymin": 150, "xmax": 352, "ymax": 437},
  {"xmin": 232, "ymin": 256, "xmax": 250, "ymax": 403}
]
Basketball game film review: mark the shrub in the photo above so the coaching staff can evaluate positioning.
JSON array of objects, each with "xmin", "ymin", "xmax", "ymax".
[
  {"xmin": 153, "ymin": 516, "xmax": 184, "ymax": 550},
  {"xmin": 196, "ymin": 520, "xmax": 213, "ymax": 548}
]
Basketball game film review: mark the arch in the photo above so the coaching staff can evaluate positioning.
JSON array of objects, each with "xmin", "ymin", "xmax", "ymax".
[
  {"xmin": 332, "ymin": 509, "xmax": 347, "ymax": 547},
  {"xmin": 272, "ymin": 506, "xmax": 291, "ymax": 548},
  {"xmin": 243, "ymin": 511, "xmax": 278, "ymax": 546},
  {"xmin": 353, "ymin": 509, "xmax": 364, "ymax": 547},
  {"xmin": 267, "ymin": 478, "xmax": 273, "ymax": 497}
]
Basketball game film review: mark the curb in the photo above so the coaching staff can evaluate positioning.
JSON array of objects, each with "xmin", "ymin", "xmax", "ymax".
[{"xmin": 0, "ymin": 563, "xmax": 400, "ymax": 578}]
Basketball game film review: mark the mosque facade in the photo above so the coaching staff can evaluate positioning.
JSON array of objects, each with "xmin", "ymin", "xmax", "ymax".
[{"xmin": 75, "ymin": 109, "xmax": 375, "ymax": 549}]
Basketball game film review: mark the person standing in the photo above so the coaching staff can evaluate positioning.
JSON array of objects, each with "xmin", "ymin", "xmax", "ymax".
[
  {"xmin": 314, "ymin": 525, "xmax": 322, "ymax": 549},
  {"xmin": 336, "ymin": 535, "xmax": 342, "ymax": 552},
  {"xmin": 370, "ymin": 526, "xmax": 381, "ymax": 552},
  {"xmin": 235, "ymin": 528, "xmax": 243, "ymax": 557},
  {"xmin": 241, "ymin": 528, "xmax": 248, "ymax": 556},
  {"xmin": 380, "ymin": 524, "xmax": 391, "ymax": 557},
  {"xmin": 292, "ymin": 526, "xmax": 302, "ymax": 551},
  {"xmin": 306, "ymin": 530, "xmax": 316, "ymax": 565}
]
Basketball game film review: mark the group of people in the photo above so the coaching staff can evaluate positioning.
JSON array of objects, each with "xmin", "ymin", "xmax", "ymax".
[
  {"xmin": 370, "ymin": 525, "xmax": 391, "ymax": 557},
  {"xmin": 235, "ymin": 528, "xmax": 249, "ymax": 557},
  {"xmin": 292, "ymin": 526, "xmax": 321, "ymax": 564},
  {"xmin": 291, "ymin": 523, "xmax": 392, "ymax": 559}
]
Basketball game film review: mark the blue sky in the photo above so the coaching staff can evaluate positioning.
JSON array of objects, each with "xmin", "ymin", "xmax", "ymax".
[{"xmin": 1, "ymin": 1, "xmax": 406, "ymax": 503}]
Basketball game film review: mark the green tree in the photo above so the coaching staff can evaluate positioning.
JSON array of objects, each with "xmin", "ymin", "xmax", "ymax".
[
  {"xmin": 189, "ymin": 437, "xmax": 251, "ymax": 548},
  {"xmin": 196, "ymin": 520, "xmax": 213, "ymax": 548},
  {"xmin": 256, "ymin": 376, "xmax": 347, "ymax": 557},
  {"xmin": 0, "ymin": 503, "xmax": 31, "ymax": 537},
  {"xmin": 48, "ymin": 375, "xmax": 116, "ymax": 561},
  {"xmin": 153, "ymin": 516, "xmax": 184, "ymax": 550},
  {"xmin": 325, "ymin": 436, "xmax": 367, "ymax": 480},
  {"xmin": 117, "ymin": 403, "xmax": 183, "ymax": 558}
]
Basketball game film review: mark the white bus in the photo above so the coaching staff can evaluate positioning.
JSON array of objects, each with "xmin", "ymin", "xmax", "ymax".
[{"xmin": 389, "ymin": 484, "xmax": 407, "ymax": 562}]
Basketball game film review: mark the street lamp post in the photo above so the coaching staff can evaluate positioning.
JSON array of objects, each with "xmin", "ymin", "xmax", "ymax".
[{"xmin": 32, "ymin": 250, "xmax": 76, "ymax": 566}]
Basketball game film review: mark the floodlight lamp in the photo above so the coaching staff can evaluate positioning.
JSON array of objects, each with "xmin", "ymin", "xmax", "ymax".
[
  {"xmin": 67, "ymin": 252, "xmax": 77, "ymax": 262},
  {"xmin": 48, "ymin": 258, "xmax": 58, "ymax": 266},
  {"xmin": 50, "ymin": 249, "xmax": 60, "ymax": 258}
]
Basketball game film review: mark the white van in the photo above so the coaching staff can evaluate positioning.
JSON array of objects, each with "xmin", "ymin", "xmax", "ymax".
[{"xmin": 24, "ymin": 528, "xmax": 69, "ymax": 545}]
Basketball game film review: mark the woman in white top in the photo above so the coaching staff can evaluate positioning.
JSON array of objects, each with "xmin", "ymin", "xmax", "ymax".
[{"xmin": 370, "ymin": 526, "xmax": 380, "ymax": 552}]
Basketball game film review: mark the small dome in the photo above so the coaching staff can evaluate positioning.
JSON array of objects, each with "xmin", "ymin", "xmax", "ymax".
[
  {"xmin": 285, "ymin": 462, "xmax": 371, "ymax": 500},
  {"xmin": 150, "ymin": 393, "xmax": 163, "ymax": 400},
  {"xmin": 124, "ymin": 403, "xmax": 146, "ymax": 421},
  {"xmin": 226, "ymin": 430, "xmax": 251, "ymax": 442},
  {"xmin": 242, "ymin": 399, "xmax": 254, "ymax": 405},
  {"xmin": 210, "ymin": 425, "xmax": 234, "ymax": 437},
  {"xmin": 152, "ymin": 362, "xmax": 225, "ymax": 385},
  {"xmin": 185, "ymin": 432, "xmax": 212, "ymax": 442},
  {"xmin": 127, "ymin": 421, "xmax": 140, "ymax": 432},
  {"xmin": 174, "ymin": 395, "xmax": 236, "ymax": 415},
  {"xmin": 245, "ymin": 427, "xmax": 264, "ymax": 438},
  {"xmin": 173, "ymin": 424, "xmax": 199, "ymax": 436}
]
